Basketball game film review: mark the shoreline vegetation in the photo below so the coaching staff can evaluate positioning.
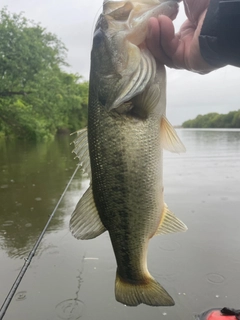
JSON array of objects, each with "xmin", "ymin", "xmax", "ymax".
[
  {"xmin": 182, "ymin": 110, "xmax": 240, "ymax": 129},
  {"xmin": 0, "ymin": 7, "xmax": 88, "ymax": 141},
  {"xmin": 1, "ymin": 8, "xmax": 239, "ymax": 140}
]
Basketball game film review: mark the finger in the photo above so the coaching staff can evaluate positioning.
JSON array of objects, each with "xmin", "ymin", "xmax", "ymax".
[
  {"xmin": 158, "ymin": 15, "xmax": 179, "ymax": 58},
  {"xmin": 146, "ymin": 17, "xmax": 169, "ymax": 64},
  {"xmin": 183, "ymin": 0, "xmax": 210, "ymax": 23}
]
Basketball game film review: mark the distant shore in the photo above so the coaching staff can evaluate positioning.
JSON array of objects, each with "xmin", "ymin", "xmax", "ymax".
[{"xmin": 181, "ymin": 110, "xmax": 240, "ymax": 129}]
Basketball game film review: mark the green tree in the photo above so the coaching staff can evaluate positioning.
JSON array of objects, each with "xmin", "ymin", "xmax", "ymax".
[
  {"xmin": 232, "ymin": 110, "xmax": 240, "ymax": 128},
  {"xmin": 182, "ymin": 110, "xmax": 240, "ymax": 129},
  {"xmin": 0, "ymin": 7, "xmax": 68, "ymax": 96},
  {"xmin": 0, "ymin": 7, "xmax": 89, "ymax": 140}
]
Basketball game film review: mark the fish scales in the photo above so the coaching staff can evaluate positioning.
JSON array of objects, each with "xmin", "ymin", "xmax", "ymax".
[
  {"xmin": 88, "ymin": 97, "xmax": 163, "ymax": 281},
  {"xmin": 70, "ymin": 0, "xmax": 187, "ymax": 307}
]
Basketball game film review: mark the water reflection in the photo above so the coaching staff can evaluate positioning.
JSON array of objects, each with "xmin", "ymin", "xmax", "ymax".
[
  {"xmin": 0, "ymin": 129, "xmax": 240, "ymax": 320},
  {"xmin": 180, "ymin": 129, "xmax": 240, "ymax": 153},
  {"xmin": 0, "ymin": 135, "xmax": 81, "ymax": 258}
]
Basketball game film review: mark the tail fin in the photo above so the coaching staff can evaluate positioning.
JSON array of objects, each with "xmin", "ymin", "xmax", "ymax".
[{"xmin": 115, "ymin": 272, "xmax": 175, "ymax": 307}]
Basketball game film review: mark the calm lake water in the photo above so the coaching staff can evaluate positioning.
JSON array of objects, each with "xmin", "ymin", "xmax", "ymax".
[{"xmin": 0, "ymin": 129, "xmax": 240, "ymax": 320}]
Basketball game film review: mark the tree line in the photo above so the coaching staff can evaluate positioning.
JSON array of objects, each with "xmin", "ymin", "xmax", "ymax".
[
  {"xmin": 0, "ymin": 7, "xmax": 88, "ymax": 140},
  {"xmin": 182, "ymin": 110, "xmax": 240, "ymax": 128}
]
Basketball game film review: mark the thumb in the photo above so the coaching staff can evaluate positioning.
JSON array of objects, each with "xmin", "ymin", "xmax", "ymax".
[{"xmin": 183, "ymin": 0, "xmax": 210, "ymax": 23}]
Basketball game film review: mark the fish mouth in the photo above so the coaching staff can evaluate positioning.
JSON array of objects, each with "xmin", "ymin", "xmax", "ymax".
[
  {"xmin": 103, "ymin": 0, "xmax": 181, "ymax": 40},
  {"xmin": 99, "ymin": 0, "xmax": 181, "ymax": 111}
]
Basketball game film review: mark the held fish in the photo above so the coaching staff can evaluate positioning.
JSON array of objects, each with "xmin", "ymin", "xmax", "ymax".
[{"xmin": 70, "ymin": 0, "xmax": 187, "ymax": 307}]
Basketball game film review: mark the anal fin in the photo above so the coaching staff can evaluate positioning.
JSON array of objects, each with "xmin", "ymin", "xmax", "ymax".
[
  {"xmin": 155, "ymin": 203, "xmax": 187, "ymax": 236},
  {"xmin": 70, "ymin": 185, "xmax": 106, "ymax": 240}
]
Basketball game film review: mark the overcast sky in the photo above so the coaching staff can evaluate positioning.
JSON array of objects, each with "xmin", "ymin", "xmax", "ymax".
[{"xmin": 2, "ymin": 0, "xmax": 240, "ymax": 125}]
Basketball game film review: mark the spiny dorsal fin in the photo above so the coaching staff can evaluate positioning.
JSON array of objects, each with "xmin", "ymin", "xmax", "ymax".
[
  {"xmin": 71, "ymin": 128, "xmax": 91, "ymax": 177},
  {"xmin": 160, "ymin": 116, "xmax": 186, "ymax": 153},
  {"xmin": 155, "ymin": 203, "xmax": 187, "ymax": 236},
  {"xmin": 70, "ymin": 185, "xmax": 106, "ymax": 240}
]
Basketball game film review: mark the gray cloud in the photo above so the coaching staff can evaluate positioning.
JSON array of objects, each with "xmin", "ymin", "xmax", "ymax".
[
  {"xmin": 167, "ymin": 66, "xmax": 240, "ymax": 124},
  {"xmin": 2, "ymin": 1, "xmax": 240, "ymax": 125}
]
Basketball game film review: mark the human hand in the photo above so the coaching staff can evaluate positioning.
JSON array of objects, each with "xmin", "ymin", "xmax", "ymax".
[{"xmin": 146, "ymin": 0, "xmax": 217, "ymax": 74}]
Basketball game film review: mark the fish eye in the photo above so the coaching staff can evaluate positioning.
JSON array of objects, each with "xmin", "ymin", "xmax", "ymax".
[{"xmin": 93, "ymin": 30, "xmax": 104, "ymax": 46}]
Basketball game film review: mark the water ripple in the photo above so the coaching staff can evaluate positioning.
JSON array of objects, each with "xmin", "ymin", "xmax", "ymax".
[
  {"xmin": 206, "ymin": 273, "xmax": 225, "ymax": 284},
  {"xmin": 15, "ymin": 291, "xmax": 27, "ymax": 301},
  {"xmin": 55, "ymin": 299, "xmax": 84, "ymax": 319}
]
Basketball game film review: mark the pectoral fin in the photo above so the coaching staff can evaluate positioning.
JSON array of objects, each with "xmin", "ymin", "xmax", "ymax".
[
  {"xmin": 70, "ymin": 186, "xmax": 106, "ymax": 240},
  {"xmin": 132, "ymin": 84, "xmax": 161, "ymax": 117},
  {"xmin": 160, "ymin": 116, "xmax": 186, "ymax": 153},
  {"xmin": 155, "ymin": 203, "xmax": 187, "ymax": 236},
  {"xmin": 71, "ymin": 128, "xmax": 91, "ymax": 178}
]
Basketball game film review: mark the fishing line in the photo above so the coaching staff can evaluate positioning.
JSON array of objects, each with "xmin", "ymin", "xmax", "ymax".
[
  {"xmin": 91, "ymin": 5, "xmax": 103, "ymax": 37},
  {"xmin": 0, "ymin": 164, "xmax": 80, "ymax": 320},
  {"xmin": 91, "ymin": 0, "xmax": 118, "ymax": 38}
]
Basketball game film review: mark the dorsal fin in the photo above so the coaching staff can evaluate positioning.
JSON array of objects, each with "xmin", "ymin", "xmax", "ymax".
[
  {"xmin": 71, "ymin": 128, "xmax": 91, "ymax": 177},
  {"xmin": 70, "ymin": 185, "xmax": 106, "ymax": 240}
]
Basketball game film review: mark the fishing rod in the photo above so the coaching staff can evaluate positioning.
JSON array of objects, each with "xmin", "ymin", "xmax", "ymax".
[{"xmin": 0, "ymin": 164, "xmax": 80, "ymax": 320}]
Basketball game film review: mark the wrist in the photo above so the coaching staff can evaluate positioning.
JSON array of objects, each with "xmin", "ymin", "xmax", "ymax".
[
  {"xmin": 199, "ymin": 0, "xmax": 226, "ymax": 69},
  {"xmin": 199, "ymin": 0, "xmax": 240, "ymax": 69}
]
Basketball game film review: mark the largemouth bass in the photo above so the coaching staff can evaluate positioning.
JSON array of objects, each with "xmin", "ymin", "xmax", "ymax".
[{"xmin": 70, "ymin": 0, "xmax": 187, "ymax": 307}]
